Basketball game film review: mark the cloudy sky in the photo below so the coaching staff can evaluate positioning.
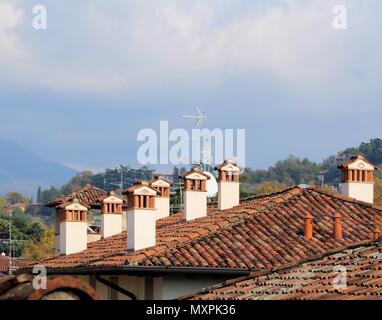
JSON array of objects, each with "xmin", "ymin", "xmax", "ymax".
[{"xmin": 0, "ymin": 0, "xmax": 381, "ymax": 172}]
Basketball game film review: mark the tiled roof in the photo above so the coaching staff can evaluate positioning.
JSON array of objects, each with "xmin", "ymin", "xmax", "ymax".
[
  {"xmin": 25, "ymin": 186, "xmax": 382, "ymax": 273},
  {"xmin": 45, "ymin": 184, "xmax": 108, "ymax": 208},
  {"xmin": 338, "ymin": 154, "xmax": 378, "ymax": 169},
  {"xmin": 0, "ymin": 256, "xmax": 27, "ymax": 273},
  {"xmin": 184, "ymin": 241, "xmax": 382, "ymax": 300}
]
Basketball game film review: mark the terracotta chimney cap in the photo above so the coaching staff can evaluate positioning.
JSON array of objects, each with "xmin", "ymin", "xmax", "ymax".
[
  {"xmin": 334, "ymin": 212, "xmax": 342, "ymax": 219},
  {"xmin": 304, "ymin": 213, "xmax": 314, "ymax": 240},
  {"xmin": 373, "ymin": 227, "xmax": 381, "ymax": 240},
  {"xmin": 305, "ymin": 213, "xmax": 313, "ymax": 219}
]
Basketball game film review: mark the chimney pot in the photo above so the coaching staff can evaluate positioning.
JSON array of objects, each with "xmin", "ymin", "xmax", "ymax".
[
  {"xmin": 181, "ymin": 168, "xmax": 211, "ymax": 221},
  {"xmin": 338, "ymin": 155, "xmax": 377, "ymax": 204},
  {"xmin": 125, "ymin": 182, "xmax": 157, "ymax": 251},
  {"xmin": 333, "ymin": 213, "xmax": 343, "ymax": 240},
  {"xmin": 149, "ymin": 178, "xmax": 171, "ymax": 220},
  {"xmin": 215, "ymin": 160, "xmax": 241, "ymax": 211},
  {"xmin": 373, "ymin": 227, "xmax": 381, "ymax": 241},
  {"xmin": 304, "ymin": 213, "xmax": 314, "ymax": 240}
]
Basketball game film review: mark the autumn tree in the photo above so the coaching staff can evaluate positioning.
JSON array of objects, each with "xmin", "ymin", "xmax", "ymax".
[
  {"xmin": 6, "ymin": 192, "xmax": 30, "ymax": 205},
  {"xmin": 22, "ymin": 226, "xmax": 55, "ymax": 261},
  {"xmin": 374, "ymin": 178, "xmax": 382, "ymax": 206},
  {"xmin": 253, "ymin": 181, "xmax": 288, "ymax": 196}
]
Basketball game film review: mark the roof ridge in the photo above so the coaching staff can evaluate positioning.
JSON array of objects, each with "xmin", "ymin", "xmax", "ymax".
[
  {"xmin": 305, "ymin": 186, "xmax": 382, "ymax": 212},
  {"xmin": 240, "ymin": 186, "xmax": 303, "ymax": 203}
]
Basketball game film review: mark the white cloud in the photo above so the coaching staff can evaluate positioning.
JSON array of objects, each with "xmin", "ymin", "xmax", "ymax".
[
  {"xmin": 0, "ymin": 0, "xmax": 24, "ymax": 64},
  {"xmin": 1, "ymin": 0, "xmax": 381, "ymax": 106}
]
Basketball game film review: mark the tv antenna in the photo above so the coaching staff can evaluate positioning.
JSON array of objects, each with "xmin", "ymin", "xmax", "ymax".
[
  {"xmin": 183, "ymin": 107, "xmax": 206, "ymax": 128},
  {"xmin": 183, "ymin": 107, "xmax": 211, "ymax": 171}
]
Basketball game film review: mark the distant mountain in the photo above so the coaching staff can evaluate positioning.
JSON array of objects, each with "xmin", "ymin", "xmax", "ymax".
[{"xmin": 0, "ymin": 140, "xmax": 77, "ymax": 197}]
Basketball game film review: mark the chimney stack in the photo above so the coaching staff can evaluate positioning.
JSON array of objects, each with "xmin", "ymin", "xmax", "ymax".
[
  {"xmin": 149, "ymin": 177, "xmax": 171, "ymax": 220},
  {"xmin": 338, "ymin": 155, "xmax": 377, "ymax": 204},
  {"xmin": 101, "ymin": 192, "xmax": 123, "ymax": 239},
  {"xmin": 215, "ymin": 160, "xmax": 241, "ymax": 211},
  {"xmin": 124, "ymin": 181, "xmax": 157, "ymax": 251},
  {"xmin": 57, "ymin": 199, "xmax": 88, "ymax": 255},
  {"xmin": 333, "ymin": 213, "xmax": 343, "ymax": 240},
  {"xmin": 181, "ymin": 168, "xmax": 211, "ymax": 221},
  {"xmin": 304, "ymin": 213, "xmax": 313, "ymax": 240}
]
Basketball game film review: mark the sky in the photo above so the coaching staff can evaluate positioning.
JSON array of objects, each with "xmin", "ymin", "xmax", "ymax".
[{"xmin": 0, "ymin": 0, "xmax": 381, "ymax": 172}]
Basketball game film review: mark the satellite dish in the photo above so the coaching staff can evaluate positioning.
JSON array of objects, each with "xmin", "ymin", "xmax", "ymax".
[{"xmin": 203, "ymin": 171, "xmax": 218, "ymax": 198}]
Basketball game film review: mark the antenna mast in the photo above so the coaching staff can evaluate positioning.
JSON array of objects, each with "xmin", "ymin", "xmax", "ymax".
[{"xmin": 183, "ymin": 107, "xmax": 211, "ymax": 171}]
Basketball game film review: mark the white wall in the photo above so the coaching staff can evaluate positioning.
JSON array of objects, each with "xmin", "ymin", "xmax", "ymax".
[
  {"xmin": 68, "ymin": 274, "xmax": 235, "ymax": 300},
  {"xmin": 218, "ymin": 182, "xmax": 240, "ymax": 210},
  {"xmin": 101, "ymin": 214, "xmax": 122, "ymax": 238},
  {"xmin": 340, "ymin": 182, "xmax": 374, "ymax": 204},
  {"xmin": 156, "ymin": 197, "xmax": 170, "ymax": 220},
  {"xmin": 122, "ymin": 211, "xmax": 127, "ymax": 231},
  {"xmin": 60, "ymin": 222, "xmax": 87, "ymax": 255},
  {"xmin": 118, "ymin": 276, "xmax": 146, "ymax": 300},
  {"xmin": 161, "ymin": 274, "xmax": 232, "ymax": 300},
  {"xmin": 127, "ymin": 209, "xmax": 156, "ymax": 251},
  {"xmin": 184, "ymin": 191, "xmax": 207, "ymax": 221}
]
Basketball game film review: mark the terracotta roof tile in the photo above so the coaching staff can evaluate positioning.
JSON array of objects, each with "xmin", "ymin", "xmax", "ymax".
[
  {"xmin": 184, "ymin": 242, "xmax": 382, "ymax": 300},
  {"xmin": 45, "ymin": 184, "xmax": 107, "ymax": 208},
  {"xmin": 0, "ymin": 256, "xmax": 27, "ymax": 273},
  {"xmin": 24, "ymin": 187, "xmax": 382, "ymax": 275}
]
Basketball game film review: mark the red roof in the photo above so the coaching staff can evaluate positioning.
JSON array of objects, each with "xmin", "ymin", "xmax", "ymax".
[
  {"xmin": 24, "ymin": 186, "xmax": 382, "ymax": 274},
  {"xmin": 183, "ymin": 241, "xmax": 382, "ymax": 300},
  {"xmin": 338, "ymin": 154, "xmax": 378, "ymax": 170},
  {"xmin": 45, "ymin": 184, "xmax": 108, "ymax": 208},
  {"xmin": 0, "ymin": 256, "xmax": 27, "ymax": 273}
]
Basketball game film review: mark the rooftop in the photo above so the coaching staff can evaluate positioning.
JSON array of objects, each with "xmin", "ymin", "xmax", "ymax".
[
  {"xmin": 23, "ymin": 186, "xmax": 382, "ymax": 274},
  {"xmin": 183, "ymin": 241, "xmax": 382, "ymax": 300},
  {"xmin": 0, "ymin": 256, "xmax": 27, "ymax": 274},
  {"xmin": 44, "ymin": 184, "xmax": 108, "ymax": 208}
]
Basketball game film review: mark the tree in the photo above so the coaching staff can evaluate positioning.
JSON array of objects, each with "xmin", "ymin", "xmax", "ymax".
[
  {"xmin": 172, "ymin": 166, "xmax": 180, "ymax": 185},
  {"xmin": 39, "ymin": 186, "xmax": 62, "ymax": 203},
  {"xmin": 244, "ymin": 155, "xmax": 322, "ymax": 186},
  {"xmin": 375, "ymin": 178, "xmax": 382, "ymax": 206},
  {"xmin": 37, "ymin": 186, "xmax": 42, "ymax": 203},
  {"xmin": 22, "ymin": 226, "xmax": 55, "ymax": 261},
  {"xmin": 0, "ymin": 196, "xmax": 6, "ymax": 209},
  {"xmin": 254, "ymin": 181, "xmax": 288, "ymax": 196},
  {"xmin": 0, "ymin": 213, "xmax": 45, "ymax": 257},
  {"xmin": 359, "ymin": 138, "xmax": 382, "ymax": 164},
  {"xmin": 61, "ymin": 171, "xmax": 94, "ymax": 194},
  {"xmin": 6, "ymin": 192, "xmax": 25, "ymax": 205}
]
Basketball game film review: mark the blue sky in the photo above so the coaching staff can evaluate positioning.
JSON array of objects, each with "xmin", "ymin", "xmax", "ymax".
[{"xmin": 0, "ymin": 0, "xmax": 381, "ymax": 172}]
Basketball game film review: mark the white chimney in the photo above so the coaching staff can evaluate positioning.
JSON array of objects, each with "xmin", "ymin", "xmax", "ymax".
[
  {"xmin": 125, "ymin": 181, "xmax": 157, "ymax": 251},
  {"xmin": 181, "ymin": 168, "xmax": 210, "ymax": 221},
  {"xmin": 338, "ymin": 155, "xmax": 377, "ymax": 204},
  {"xmin": 149, "ymin": 177, "xmax": 171, "ymax": 220},
  {"xmin": 57, "ymin": 199, "xmax": 88, "ymax": 255},
  {"xmin": 101, "ymin": 192, "xmax": 123, "ymax": 239},
  {"xmin": 215, "ymin": 160, "xmax": 241, "ymax": 211}
]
